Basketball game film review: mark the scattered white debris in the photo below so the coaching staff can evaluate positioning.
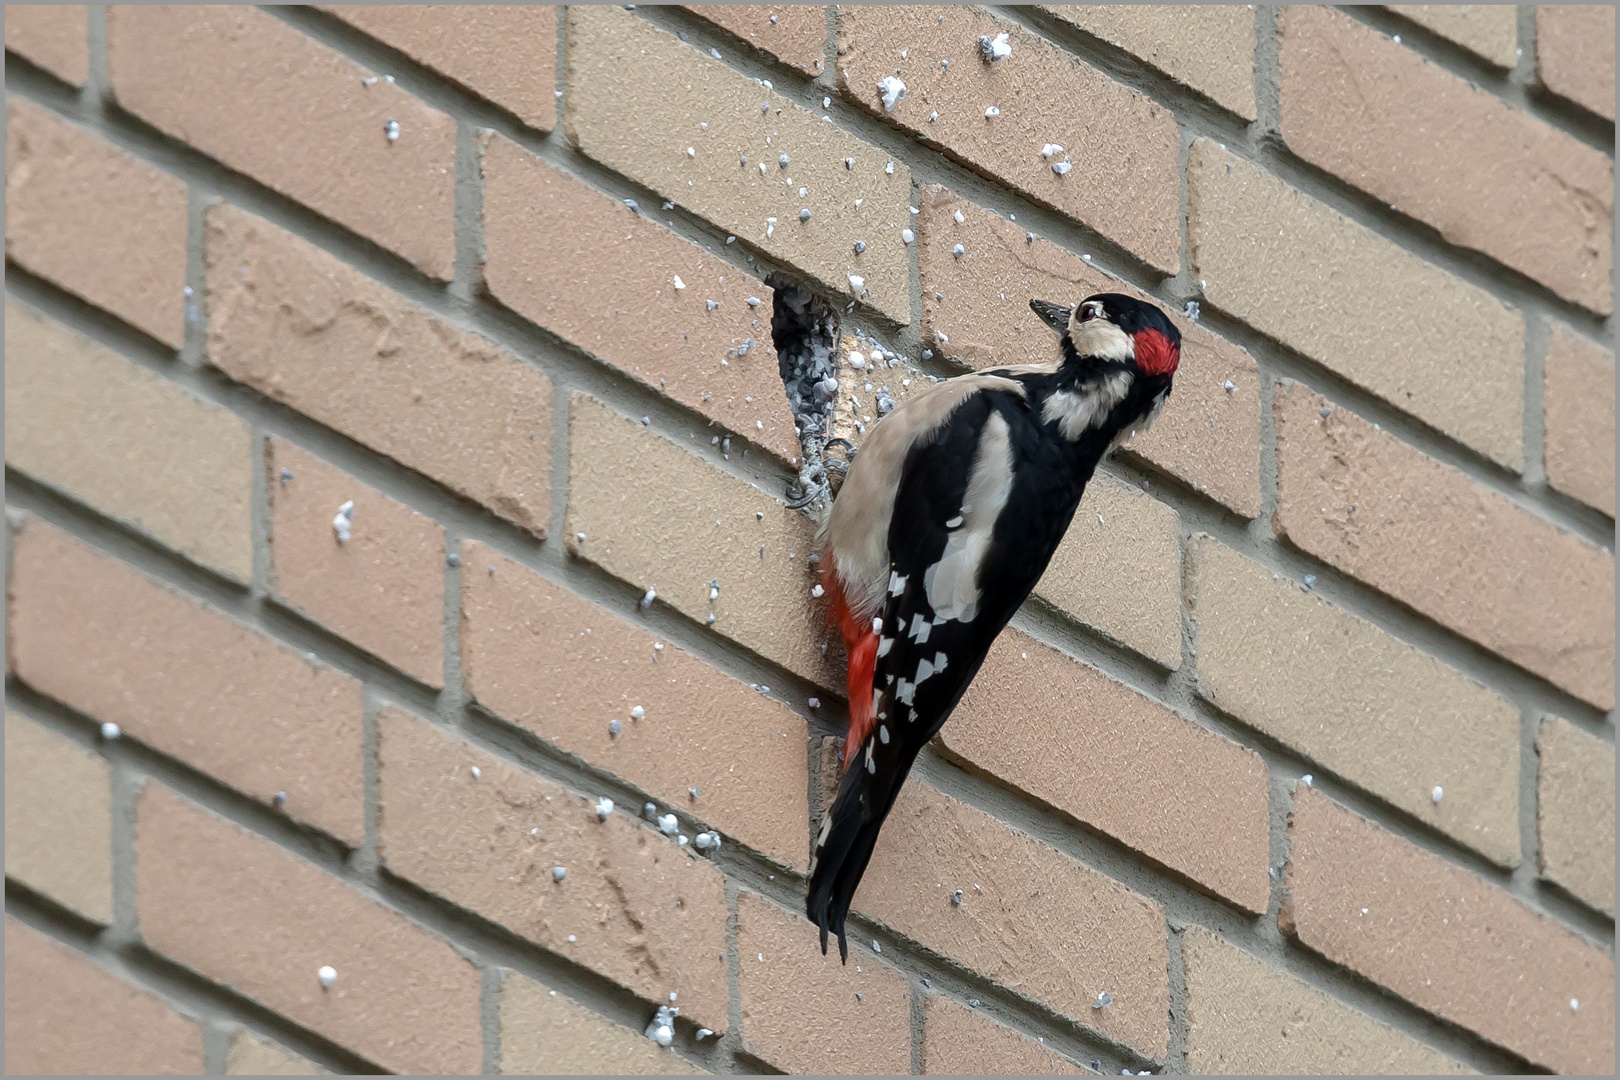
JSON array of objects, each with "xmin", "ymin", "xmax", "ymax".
[
  {"xmin": 979, "ymin": 32, "xmax": 1011, "ymax": 61},
  {"xmin": 672, "ymin": 274, "xmax": 686, "ymax": 290},
  {"xmin": 953, "ymin": 209, "xmax": 966, "ymax": 224},
  {"xmin": 885, "ymin": 160, "xmax": 894, "ymax": 175},
  {"xmin": 696, "ymin": 1028, "xmax": 713, "ymax": 1040},
  {"xmin": 100, "ymin": 722, "xmax": 121, "ymax": 740},
  {"xmin": 596, "ymin": 797, "xmax": 614, "ymax": 820},
  {"xmin": 609, "ymin": 719, "xmax": 623, "ymax": 736},
  {"xmin": 928, "ymin": 110, "xmax": 938, "ymax": 122},
  {"xmin": 745, "ymin": 296, "xmax": 762, "ymax": 307},
  {"xmin": 631, "ymin": 705, "xmax": 646, "ymax": 720},
  {"xmin": 1303, "ymin": 574, "xmax": 1317, "ymax": 588},
  {"xmin": 872, "ymin": 940, "xmax": 881, "ymax": 953},
  {"xmin": 695, "ymin": 831, "xmax": 722, "ymax": 851},
  {"xmin": 808, "ymin": 697, "xmax": 822, "ymax": 709},
  {"xmin": 383, "ymin": 118, "xmax": 400, "ymax": 142},
  {"xmin": 778, "ymin": 153, "xmax": 790, "ymax": 167},
  {"xmin": 1052, "ymin": 160, "xmax": 1072, "ymax": 175},
  {"xmin": 470, "ymin": 765, "xmax": 481, "ymax": 779},
  {"xmin": 644, "ymin": 802, "xmax": 658, "ymax": 818},
  {"xmin": 709, "ymin": 46, "xmax": 722, "ymax": 59},
  {"xmin": 984, "ymin": 105, "xmax": 1000, "ymax": 117},
  {"xmin": 640, "ymin": 589, "xmax": 657, "ymax": 608},
  {"xmin": 848, "ymin": 273, "xmax": 866, "ymax": 293},
  {"xmin": 553, "ymin": 866, "xmax": 567, "ymax": 882},
  {"xmin": 877, "ymin": 76, "xmax": 906, "ymax": 112},
  {"xmin": 1571, "ymin": 998, "xmax": 1580, "ymax": 1011},
  {"xmin": 1184, "ymin": 300, "xmax": 1201, "ymax": 320},
  {"xmin": 952, "ymin": 889, "xmax": 964, "ymax": 905},
  {"xmin": 706, "ymin": 299, "xmax": 717, "ymax": 311},
  {"xmin": 447, "ymin": 551, "xmax": 461, "ymax": 567},
  {"xmin": 686, "ymin": 146, "xmax": 696, "ymax": 158},
  {"xmin": 645, "ymin": 1005, "xmax": 677, "ymax": 1047},
  {"xmin": 1223, "ymin": 379, "xmax": 1237, "ymax": 393},
  {"xmin": 658, "ymin": 813, "xmax": 679, "ymax": 835},
  {"xmin": 1041, "ymin": 143, "xmax": 1064, "ymax": 158},
  {"xmin": 952, "ymin": 243, "xmax": 965, "ymax": 258},
  {"xmin": 332, "ymin": 500, "xmax": 355, "ymax": 543},
  {"xmin": 1301, "ymin": 774, "xmax": 1314, "ymax": 787},
  {"xmin": 318, "ymin": 966, "xmax": 338, "ymax": 988},
  {"xmin": 1094, "ymin": 990, "xmax": 1113, "ymax": 1009},
  {"xmin": 1432, "ymin": 785, "xmax": 1444, "ymax": 804},
  {"xmin": 902, "ymin": 228, "xmax": 916, "ymax": 244},
  {"xmin": 811, "ymin": 583, "xmax": 825, "ymax": 598},
  {"xmin": 678, "ymin": 834, "xmax": 689, "ymax": 846},
  {"xmin": 1320, "ymin": 406, "xmax": 1333, "ymax": 418},
  {"xmin": 279, "ymin": 467, "xmax": 294, "ymax": 483},
  {"xmin": 854, "ymin": 240, "xmax": 867, "ymax": 255}
]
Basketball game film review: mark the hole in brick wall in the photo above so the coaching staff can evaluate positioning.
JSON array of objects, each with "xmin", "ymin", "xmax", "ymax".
[{"xmin": 766, "ymin": 272, "xmax": 842, "ymax": 513}]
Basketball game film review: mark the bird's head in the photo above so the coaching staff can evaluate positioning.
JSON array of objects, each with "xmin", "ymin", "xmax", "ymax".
[{"xmin": 1029, "ymin": 293, "xmax": 1181, "ymax": 378}]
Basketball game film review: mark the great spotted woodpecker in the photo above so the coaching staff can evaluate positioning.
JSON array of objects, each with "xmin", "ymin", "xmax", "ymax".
[{"xmin": 806, "ymin": 293, "xmax": 1181, "ymax": 959}]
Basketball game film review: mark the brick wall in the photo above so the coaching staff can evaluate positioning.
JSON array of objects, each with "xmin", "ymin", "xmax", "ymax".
[{"xmin": 3, "ymin": 5, "xmax": 1612, "ymax": 1075}]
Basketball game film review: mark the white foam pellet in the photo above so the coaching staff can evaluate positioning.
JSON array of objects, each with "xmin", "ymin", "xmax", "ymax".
[
  {"xmin": 1571, "ymin": 998, "xmax": 1580, "ymax": 1011},
  {"xmin": 279, "ymin": 467, "xmax": 294, "ymax": 482},
  {"xmin": 1052, "ymin": 160, "xmax": 1072, "ymax": 175},
  {"xmin": 952, "ymin": 243, "xmax": 965, "ymax": 258},
  {"xmin": 953, "ymin": 209, "xmax": 965, "ymax": 224},
  {"xmin": 631, "ymin": 705, "xmax": 646, "ymax": 720},
  {"xmin": 659, "ymin": 813, "xmax": 679, "ymax": 835},
  {"xmin": 470, "ymin": 765, "xmax": 481, "ymax": 779},
  {"xmin": 811, "ymin": 583, "xmax": 825, "ymax": 598},
  {"xmin": 808, "ymin": 697, "xmax": 821, "ymax": 709},
  {"xmin": 800, "ymin": 207, "xmax": 812, "ymax": 221},
  {"xmin": 696, "ymin": 1028, "xmax": 713, "ymax": 1040},
  {"xmin": 1041, "ymin": 143, "xmax": 1063, "ymax": 157},
  {"xmin": 877, "ymin": 76, "xmax": 906, "ymax": 112},
  {"xmin": 672, "ymin": 275, "xmax": 686, "ymax": 290},
  {"xmin": 1301, "ymin": 774, "xmax": 1314, "ymax": 787},
  {"xmin": 1223, "ymin": 379, "xmax": 1236, "ymax": 393},
  {"xmin": 1185, "ymin": 300, "xmax": 1201, "ymax": 320},
  {"xmin": 746, "ymin": 296, "xmax": 761, "ymax": 307},
  {"xmin": 596, "ymin": 797, "xmax": 614, "ymax": 820},
  {"xmin": 984, "ymin": 105, "xmax": 1000, "ymax": 117},
  {"xmin": 1432, "ymin": 785, "xmax": 1444, "ymax": 803},
  {"xmin": 848, "ymin": 273, "xmax": 866, "ymax": 293},
  {"xmin": 318, "ymin": 966, "xmax": 338, "ymax": 988},
  {"xmin": 885, "ymin": 160, "xmax": 894, "ymax": 174},
  {"xmin": 640, "ymin": 588, "xmax": 657, "ymax": 608},
  {"xmin": 609, "ymin": 719, "xmax": 622, "ymax": 736},
  {"xmin": 384, "ymin": 118, "xmax": 400, "ymax": 141},
  {"xmin": 1094, "ymin": 990, "xmax": 1113, "ymax": 1009},
  {"xmin": 1303, "ymin": 575, "xmax": 1317, "ymax": 588},
  {"xmin": 100, "ymin": 722, "xmax": 121, "ymax": 740},
  {"xmin": 902, "ymin": 228, "xmax": 915, "ymax": 244},
  {"xmin": 553, "ymin": 866, "xmax": 567, "ymax": 882}
]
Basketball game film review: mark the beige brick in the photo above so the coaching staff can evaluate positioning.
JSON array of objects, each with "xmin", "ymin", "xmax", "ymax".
[
  {"xmin": 565, "ymin": 393, "xmax": 839, "ymax": 689},
  {"xmin": 853, "ymin": 780, "xmax": 1170, "ymax": 1060},
  {"xmin": 136, "ymin": 783, "xmax": 482, "ymax": 1074},
  {"xmin": 916, "ymin": 186, "xmax": 1263, "ymax": 517},
  {"xmin": 1543, "ymin": 324, "xmax": 1616, "ymax": 517},
  {"xmin": 5, "ymin": 917, "xmax": 204, "ymax": 1076},
  {"xmin": 107, "ymin": 5, "xmax": 455, "ymax": 279},
  {"xmin": 943, "ymin": 629, "xmax": 1270, "ymax": 912},
  {"xmin": 267, "ymin": 440, "xmax": 444, "ymax": 686},
  {"xmin": 4, "ymin": 711, "xmax": 113, "ymax": 923},
  {"xmin": 225, "ymin": 1030, "xmax": 324, "ymax": 1075},
  {"xmin": 921, "ymin": 994, "xmax": 1088, "ymax": 1075},
  {"xmin": 8, "ymin": 517, "xmax": 365, "ymax": 845},
  {"xmin": 1280, "ymin": 7, "xmax": 1613, "ymax": 315},
  {"xmin": 375, "ymin": 707, "xmax": 730, "ymax": 1034},
  {"xmin": 460, "ymin": 541, "xmax": 809, "ymax": 869},
  {"xmin": 1274, "ymin": 382, "xmax": 1615, "ymax": 710},
  {"xmin": 1181, "ymin": 925, "xmax": 1471, "ymax": 1075},
  {"xmin": 1537, "ymin": 716, "xmax": 1616, "ymax": 916},
  {"xmin": 1538, "ymin": 5, "xmax": 1617, "ymax": 121},
  {"xmin": 1187, "ymin": 139, "xmax": 1527, "ymax": 469},
  {"xmin": 736, "ymin": 891, "xmax": 911, "ymax": 1075},
  {"xmin": 1044, "ymin": 4, "xmax": 1257, "ymax": 119},
  {"xmin": 1285, "ymin": 787, "xmax": 1614, "ymax": 1075},
  {"xmin": 566, "ymin": 5, "xmax": 911, "ymax": 323},
  {"xmin": 1389, "ymin": 5, "xmax": 1519, "ymax": 67},
  {"xmin": 4, "ymin": 298, "xmax": 253, "ymax": 581},
  {"xmin": 1189, "ymin": 535, "xmax": 1521, "ymax": 866},
  {"xmin": 837, "ymin": 6, "xmax": 1181, "ymax": 273},
  {"xmin": 205, "ymin": 204, "xmax": 553, "ymax": 536},
  {"xmin": 1035, "ymin": 474, "xmax": 1183, "ymax": 667},
  {"xmin": 324, "ymin": 5, "xmax": 557, "ymax": 131},
  {"xmin": 480, "ymin": 134, "xmax": 799, "ymax": 467},
  {"xmin": 499, "ymin": 970, "xmax": 707, "ymax": 1075},
  {"xmin": 6, "ymin": 99, "xmax": 189, "ymax": 348},
  {"xmin": 4, "ymin": 4, "xmax": 88, "ymax": 84},
  {"xmin": 685, "ymin": 5, "xmax": 826, "ymax": 73}
]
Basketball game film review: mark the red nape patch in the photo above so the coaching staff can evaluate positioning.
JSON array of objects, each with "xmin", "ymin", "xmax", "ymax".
[
  {"xmin": 820, "ymin": 557, "xmax": 879, "ymax": 771},
  {"xmin": 1133, "ymin": 329, "xmax": 1180, "ymax": 377}
]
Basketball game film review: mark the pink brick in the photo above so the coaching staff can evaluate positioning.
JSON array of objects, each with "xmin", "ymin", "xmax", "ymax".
[
  {"xmin": 1543, "ymin": 324, "xmax": 1616, "ymax": 517},
  {"xmin": 4, "ymin": 4, "xmax": 88, "ymax": 84},
  {"xmin": 1538, "ymin": 5, "xmax": 1617, "ymax": 121},
  {"xmin": 685, "ymin": 5, "xmax": 826, "ymax": 73}
]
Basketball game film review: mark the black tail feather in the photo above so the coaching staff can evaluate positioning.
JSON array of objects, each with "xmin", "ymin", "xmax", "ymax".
[{"xmin": 805, "ymin": 747, "xmax": 914, "ymax": 963}]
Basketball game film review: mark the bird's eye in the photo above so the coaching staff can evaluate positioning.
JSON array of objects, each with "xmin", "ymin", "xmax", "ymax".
[{"xmin": 1080, "ymin": 303, "xmax": 1102, "ymax": 322}]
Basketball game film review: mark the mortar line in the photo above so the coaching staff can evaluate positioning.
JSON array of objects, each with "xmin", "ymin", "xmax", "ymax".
[
  {"xmin": 1164, "ymin": 924, "xmax": 1189, "ymax": 1074},
  {"xmin": 479, "ymin": 963, "xmax": 501, "ymax": 1076}
]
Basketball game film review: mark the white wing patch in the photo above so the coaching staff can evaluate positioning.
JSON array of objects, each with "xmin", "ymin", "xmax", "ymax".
[
  {"xmin": 908, "ymin": 615, "xmax": 933, "ymax": 643},
  {"xmin": 1041, "ymin": 370, "xmax": 1134, "ymax": 441},
  {"xmin": 888, "ymin": 571, "xmax": 908, "ymax": 596},
  {"xmin": 923, "ymin": 411, "xmax": 1016, "ymax": 623},
  {"xmin": 877, "ymin": 636, "xmax": 894, "ymax": 657},
  {"xmin": 896, "ymin": 678, "xmax": 916, "ymax": 705}
]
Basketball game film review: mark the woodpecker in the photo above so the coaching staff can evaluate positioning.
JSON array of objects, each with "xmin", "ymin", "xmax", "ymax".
[{"xmin": 806, "ymin": 293, "xmax": 1181, "ymax": 959}]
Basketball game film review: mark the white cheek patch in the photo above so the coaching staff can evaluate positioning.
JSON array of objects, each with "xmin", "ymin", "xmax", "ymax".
[
  {"xmin": 896, "ymin": 678, "xmax": 916, "ymax": 706},
  {"xmin": 877, "ymin": 636, "xmax": 894, "ymax": 657},
  {"xmin": 1041, "ymin": 370, "xmax": 1134, "ymax": 441},
  {"xmin": 924, "ymin": 412, "xmax": 1015, "ymax": 623},
  {"xmin": 1068, "ymin": 318, "xmax": 1134, "ymax": 362}
]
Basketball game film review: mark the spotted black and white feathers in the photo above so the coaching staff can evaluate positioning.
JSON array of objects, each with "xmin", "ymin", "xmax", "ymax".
[{"xmin": 807, "ymin": 293, "xmax": 1181, "ymax": 960}]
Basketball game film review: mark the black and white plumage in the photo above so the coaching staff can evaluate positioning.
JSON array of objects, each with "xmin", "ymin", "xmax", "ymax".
[{"xmin": 807, "ymin": 293, "xmax": 1182, "ymax": 960}]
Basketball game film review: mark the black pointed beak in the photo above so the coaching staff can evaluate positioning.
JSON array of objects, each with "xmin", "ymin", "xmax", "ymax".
[{"xmin": 1029, "ymin": 298, "xmax": 1072, "ymax": 333}]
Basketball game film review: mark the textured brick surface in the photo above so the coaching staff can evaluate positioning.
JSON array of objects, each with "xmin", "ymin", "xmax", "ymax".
[
  {"xmin": 205, "ymin": 204, "xmax": 553, "ymax": 536},
  {"xmin": 6, "ymin": 99, "xmax": 189, "ymax": 348},
  {"xmin": 225, "ymin": 1031, "xmax": 324, "ymax": 1075},
  {"xmin": 1280, "ymin": 6, "xmax": 1613, "ymax": 314},
  {"xmin": 1537, "ymin": 716, "xmax": 1616, "ymax": 916},
  {"xmin": 481, "ymin": 134, "xmax": 799, "ymax": 466},
  {"xmin": 107, "ymin": 4, "xmax": 456, "ymax": 279},
  {"xmin": 5, "ymin": 916, "xmax": 205, "ymax": 1076},
  {"xmin": 853, "ymin": 780, "xmax": 1170, "ymax": 1060},
  {"xmin": 324, "ymin": 4, "xmax": 557, "ymax": 131},
  {"xmin": 5, "ymin": 711, "xmax": 113, "ymax": 924},
  {"xmin": 8, "ymin": 517, "xmax": 365, "ymax": 845},
  {"xmin": 136, "ymin": 783, "xmax": 482, "ymax": 1074},
  {"xmin": 685, "ymin": 5, "xmax": 826, "ymax": 73},
  {"xmin": 1543, "ymin": 324, "xmax": 1616, "ymax": 517},
  {"xmin": 1190, "ymin": 535, "xmax": 1522, "ymax": 866},
  {"xmin": 1034, "ymin": 474, "xmax": 1183, "ymax": 667},
  {"xmin": 1537, "ymin": 5, "xmax": 1617, "ymax": 121},
  {"xmin": 1188, "ymin": 139, "xmax": 1527, "ymax": 468},
  {"xmin": 500, "ymin": 971, "xmax": 707, "ymax": 1076},
  {"xmin": 1044, "ymin": 4, "xmax": 1257, "ymax": 118},
  {"xmin": 1274, "ymin": 382, "xmax": 1616, "ymax": 710},
  {"xmin": 736, "ymin": 891, "xmax": 911, "ymax": 1075},
  {"xmin": 837, "ymin": 6, "xmax": 1181, "ymax": 273},
  {"xmin": 916, "ymin": 186, "xmax": 1263, "ymax": 516},
  {"xmin": 921, "ymin": 994, "xmax": 1088, "ymax": 1075},
  {"xmin": 4, "ymin": 3, "xmax": 89, "ymax": 84},
  {"xmin": 461, "ymin": 541, "xmax": 809, "ymax": 869},
  {"xmin": 943, "ymin": 629, "xmax": 1270, "ymax": 913},
  {"xmin": 375, "ymin": 707, "xmax": 730, "ymax": 1034},
  {"xmin": 267, "ymin": 439, "xmax": 445, "ymax": 686},
  {"xmin": 1181, "ymin": 925, "xmax": 1470, "ymax": 1075},
  {"xmin": 566, "ymin": 393, "xmax": 838, "ymax": 689},
  {"xmin": 5, "ymin": 298, "xmax": 254, "ymax": 581},
  {"xmin": 1389, "ymin": 5, "xmax": 1518, "ymax": 67},
  {"xmin": 1284, "ymin": 788, "xmax": 1615, "ymax": 1075},
  {"xmin": 567, "ymin": 4, "xmax": 911, "ymax": 323}
]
